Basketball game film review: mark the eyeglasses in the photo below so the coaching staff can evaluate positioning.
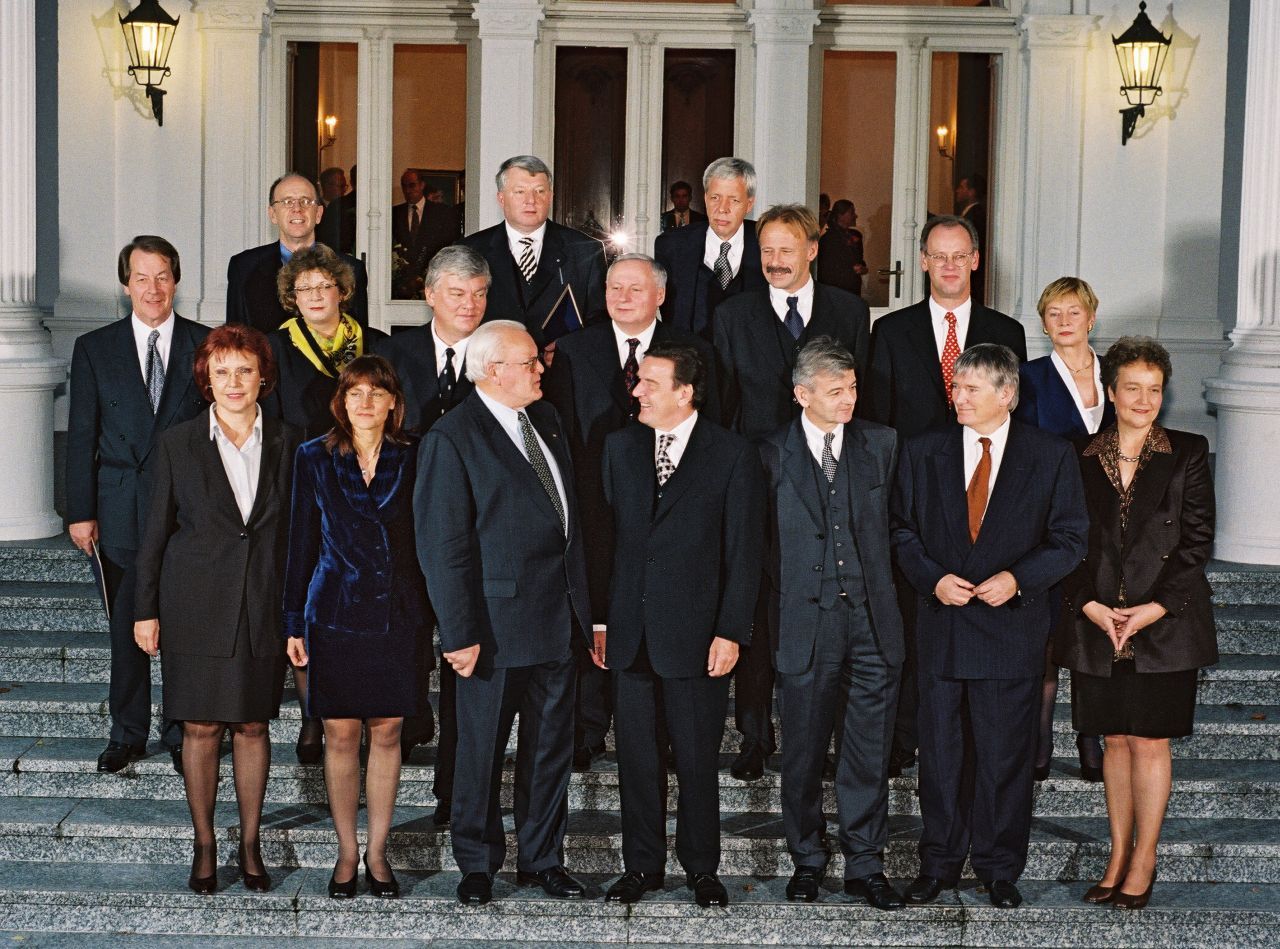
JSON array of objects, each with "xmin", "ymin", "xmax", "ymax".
[
  {"xmin": 924, "ymin": 252, "xmax": 974, "ymax": 267},
  {"xmin": 210, "ymin": 367, "xmax": 259, "ymax": 384},
  {"xmin": 292, "ymin": 282, "xmax": 337, "ymax": 297},
  {"xmin": 492, "ymin": 356, "xmax": 541, "ymax": 373},
  {"xmin": 345, "ymin": 387, "xmax": 393, "ymax": 403},
  {"xmin": 271, "ymin": 197, "xmax": 319, "ymax": 209}
]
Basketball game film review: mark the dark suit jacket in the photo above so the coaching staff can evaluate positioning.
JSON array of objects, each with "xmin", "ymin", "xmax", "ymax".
[
  {"xmin": 262, "ymin": 325, "xmax": 389, "ymax": 440},
  {"xmin": 372, "ymin": 324, "xmax": 475, "ymax": 435},
  {"xmin": 660, "ymin": 208, "xmax": 707, "ymax": 232},
  {"xmin": 1056, "ymin": 428, "xmax": 1218, "ymax": 677},
  {"xmin": 760, "ymin": 418, "xmax": 904, "ymax": 673},
  {"xmin": 459, "ymin": 221, "xmax": 606, "ymax": 345},
  {"xmin": 815, "ymin": 225, "xmax": 864, "ymax": 295},
  {"xmin": 134, "ymin": 414, "xmax": 300, "ymax": 658},
  {"xmin": 713, "ymin": 283, "xmax": 871, "ymax": 441},
  {"xmin": 1014, "ymin": 354, "xmax": 1115, "ymax": 438},
  {"xmin": 601, "ymin": 417, "xmax": 764, "ymax": 678},
  {"xmin": 226, "ymin": 242, "xmax": 369, "ymax": 332},
  {"xmin": 415, "ymin": 393, "xmax": 592, "ymax": 669},
  {"xmin": 863, "ymin": 299, "xmax": 1027, "ymax": 438},
  {"xmin": 315, "ymin": 195, "xmax": 357, "ymax": 256},
  {"xmin": 391, "ymin": 201, "xmax": 460, "ymax": 298},
  {"xmin": 655, "ymin": 221, "xmax": 767, "ymax": 338},
  {"xmin": 65, "ymin": 315, "xmax": 211, "ymax": 550},
  {"xmin": 891, "ymin": 420, "xmax": 1088, "ymax": 679}
]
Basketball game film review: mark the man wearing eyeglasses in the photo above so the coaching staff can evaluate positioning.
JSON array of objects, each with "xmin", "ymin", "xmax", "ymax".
[{"xmin": 226, "ymin": 172, "xmax": 369, "ymax": 333}]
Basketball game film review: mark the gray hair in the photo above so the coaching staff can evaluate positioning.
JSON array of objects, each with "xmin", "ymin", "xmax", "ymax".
[
  {"xmin": 702, "ymin": 157, "xmax": 757, "ymax": 199},
  {"xmin": 495, "ymin": 155, "xmax": 553, "ymax": 191},
  {"xmin": 919, "ymin": 214, "xmax": 980, "ymax": 254},
  {"xmin": 465, "ymin": 319, "xmax": 529, "ymax": 383},
  {"xmin": 425, "ymin": 245, "xmax": 492, "ymax": 291},
  {"xmin": 792, "ymin": 337, "xmax": 858, "ymax": 389},
  {"xmin": 953, "ymin": 343, "xmax": 1020, "ymax": 409},
  {"xmin": 608, "ymin": 253, "xmax": 668, "ymax": 290}
]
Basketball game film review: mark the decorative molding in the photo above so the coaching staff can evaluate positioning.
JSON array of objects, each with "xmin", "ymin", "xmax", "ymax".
[
  {"xmin": 747, "ymin": 11, "xmax": 821, "ymax": 45},
  {"xmin": 192, "ymin": 0, "xmax": 275, "ymax": 31},
  {"xmin": 633, "ymin": 31, "xmax": 657, "ymax": 48},
  {"xmin": 1018, "ymin": 14, "xmax": 1097, "ymax": 50},
  {"xmin": 472, "ymin": 0, "xmax": 544, "ymax": 41}
]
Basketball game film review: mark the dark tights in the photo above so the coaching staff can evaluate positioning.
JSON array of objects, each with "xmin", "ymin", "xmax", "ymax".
[{"xmin": 183, "ymin": 720, "xmax": 271, "ymax": 877}]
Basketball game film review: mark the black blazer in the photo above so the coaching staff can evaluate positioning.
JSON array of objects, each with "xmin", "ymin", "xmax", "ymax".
[
  {"xmin": 864, "ymin": 299, "xmax": 1027, "ymax": 438},
  {"xmin": 601, "ymin": 417, "xmax": 764, "ymax": 678},
  {"xmin": 891, "ymin": 420, "xmax": 1088, "ymax": 679},
  {"xmin": 226, "ymin": 242, "xmax": 369, "ymax": 332},
  {"xmin": 262, "ymin": 325, "xmax": 389, "ymax": 441},
  {"xmin": 713, "ymin": 283, "xmax": 871, "ymax": 441},
  {"xmin": 371, "ymin": 323, "xmax": 475, "ymax": 435},
  {"xmin": 760, "ymin": 418, "xmax": 904, "ymax": 673},
  {"xmin": 655, "ymin": 221, "xmax": 767, "ymax": 338},
  {"xmin": 134, "ymin": 414, "xmax": 301, "ymax": 658},
  {"xmin": 815, "ymin": 225, "xmax": 864, "ymax": 295},
  {"xmin": 1014, "ymin": 354, "xmax": 1115, "ymax": 438},
  {"xmin": 415, "ymin": 393, "xmax": 593, "ymax": 669},
  {"xmin": 459, "ymin": 221, "xmax": 606, "ymax": 345},
  {"xmin": 391, "ymin": 201, "xmax": 460, "ymax": 297},
  {"xmin": 65, "ymin": 315, "xmax": 210, "ymax": 550},
  {"xmin": 1056, "ymin": 428, "xmax": 1218, "ymax": 677},
  {"xmin": 660, "ymin": 208, "xmax": 707, "ymax": 232}
]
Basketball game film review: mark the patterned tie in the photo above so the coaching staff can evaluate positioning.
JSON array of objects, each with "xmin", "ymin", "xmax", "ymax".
[
  {"xmin": 784, "ymin": 295, "xmax": 804, "ymax": 340},
  {"xmin": 656, "ymin": 433, "xmax": 677, "ymax": 486},
  {"xmin": 941, "ymin": 311, "xmax": 960, "ymax": 403},
  {"xmin": 409, "ymin": 204, "xmax": 419, "ymax": 238},
  {"xmin": 713, "ymin": 241, "xmax": 733, "ymax": 290},
  {"xmin": 622, "ymin": 338, "xmax": 641, "ymax": 418},
  {"xmin": 145, "ymin": 329, "xmax": 164, "ymax": 414},
  {"xmin": 967, "ymin": 436, "xmax": 992, "ymax": 543},
  {"xmin": 439, "ymin": 347, "xmax": 456, "ymax": 408},
  {"xmin": 517, "ymin": 237, "xmax": 537, "ymax": 283},
  {"xmin": 821, "ymin": 431, "xmax": 837, "ymax": 483},
  {"xmin": 518, "ymin": 410, "xmax": 565, "ymax": 533}
]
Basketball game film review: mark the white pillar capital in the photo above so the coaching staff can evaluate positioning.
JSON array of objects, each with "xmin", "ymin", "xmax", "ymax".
[
  {"xmin": 1018, "ymin": 14, "xmax": 1098, "ymax": 50},
  {"xmin": 472, "ymin": 0, "xmax": 545, "ymax": 41},
  {"xmin": 746, "ymin": 3, "xmax": 819, "ymax": 209},
  {"xmin": 747, "ymin": 10, "xmax": 822, "ymax": 46},
  {"xmin": 191, "ymin": 0, "xmax": 275, "ymax": 32}
]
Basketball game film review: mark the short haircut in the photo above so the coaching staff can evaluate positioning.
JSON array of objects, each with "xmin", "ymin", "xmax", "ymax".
[
  {"xmin": 118, "ymin": 235, "xmax": 181, "ymax": 285},
  {"xmin": 829, "ymin": 199, "xmax": 855, "ymax": 222},
  {"xmin": 1036, "ymin": 277, "xmax": 1100, "ymax": 320},
  {"xmin": 919, "ymin": 214, "xmax": 980, "ymax": 253},
  {"xmin": 194, "ymin": 324, "xmax": 278, "ymax": 398},
  {"xmin": 793, "ymin": 336, "xmax": 858, "ymax": 389},
  {"xmin": 757, "ymin": 204, "xmax": 819, "ymax": 243},
  {"xmin": 276, "ymin": 244, "xmax": 356, "ymax": 316},
  {"xmin": 425, "ymin": 245, "xmax": 492, "ymax": 291},
  {"xmin": 465, "ymin": 319, "xmax": 529, "ymax": 383},
  {"xmin": 267, "ymin": 172, "xmax": 317, "ymax": 206},
  {"xmin": 702, "ymin": 157, "xmax": 757, "ymax": 199},
  {"xmin": 495, "ymin": 155, "xmax": 553, "ymax": 191},
  {"xmin": 642, "ymin": 341, "xmax": 707, "ymax": 409},
  {"xmin": 608, "ymin": 253, "xmax": 668, "ymax": 290},
  {"xmin": 324, "ymin": 355, "xmax": 409, "ymax": 454},
  {"xmin": 319, "ymin": 167, "xmax": 346, "ymax": 187},
  {"xmin": 401, "ymin": 167, "xmax": 423, "ymax": 185},
  {"xmin": 963, "ymin": 172, "xmax": 987, "ymax": 198},
  {"xmin": 668, "ymin": 180, "xmax": 692, "ymax": 197},
  {"xmin": 953, "ymin": 343, "xmax": 1020, "ymax": 410},
  {"xmin": 1101, "ymin": 336, "xmax": 1173, "ymax": 391}
]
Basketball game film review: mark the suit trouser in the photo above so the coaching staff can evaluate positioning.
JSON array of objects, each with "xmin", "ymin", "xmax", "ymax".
[
  {"xmin": 573, "ymin": 636, "xmax": 612, "ymax": 752},
  {"xmin": 778, "ymin": 598, "xmax": 899, "ymax": 878},
  {"xmin": 916, "ymin": 670, "xmax": 1039, "ymax": 882},
  {"xmin": 432, "ymin": 659, "xmax": 457, "ymax": 805},
  {"xmin": 889, "ymin": 564, "xmax": 919, "ymax": 765},
  {"xmin": 733, "ymin": 582, "xmax": 776, "ymax": 754},
  {"xmin": 100, "ymin": 545, "xmax": 180, "ymax": 749},
  {"xmin": 614, "ymin": 647, "xmax": 730, "ymax": 876},
  {"xmin": 451, "ymin": 654, "xmax": 575, "ymax": 875}
]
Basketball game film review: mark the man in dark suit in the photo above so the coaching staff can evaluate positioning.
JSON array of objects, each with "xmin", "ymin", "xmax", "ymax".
[
  {"xmin": 713, "ymin": 203, "xmax": 871, "ymax": 781},
  {"xmin": 863, "ymin": 213, "xmax": 1026, "ymax": 779},
  {"xmin": 391, "ymin": 168, "xmax": 461, "ymax": 300},
  {"xmin": 596, "ymin": 342, "xmax": 764, "ymax": 908},
  {"xmin": 891, "ymin": 344, "xmax": 1087, "ymax": 909},
  {"xmin": 226, "ymin": 172, "xmax": 369, "ymax": 332},
  {"xmin": 416, "ymin": 320, "xmax": 593, "ymax": 906},
  {"xmin": 654, "ymin": 157, "xmax": 767, "ymax": 339},
  {"xmin": 65, "ymin": 236, "xmax": 211, "ymax": 775},
  {"xmin": 955, "ymin": 174, "xmax": 987, "ymax": 306},
  {"xmin": 760, "ymin": 338, "xmax": 904, "ymax": 909},
  {"xmin": 659, "ymin": 180, "xmax": 707, "ymax": 233},
  {"xmin": 315, "ymin": 166, "xmax": 356, "ymax": 256},
  {"xmin": 459, "ymin": 155, "xmax": 606, "ymax": 348}
]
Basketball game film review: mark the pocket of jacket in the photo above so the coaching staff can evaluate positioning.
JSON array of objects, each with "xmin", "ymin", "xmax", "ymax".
[{"xmin": 483, "ymin": 578, "xmax": 517, "ymax": 598}]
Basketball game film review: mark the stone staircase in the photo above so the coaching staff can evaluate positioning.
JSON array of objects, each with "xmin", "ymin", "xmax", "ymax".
[{"xmin": 0, "ymin": 537, "xmax": 1277, "ymax": 945}]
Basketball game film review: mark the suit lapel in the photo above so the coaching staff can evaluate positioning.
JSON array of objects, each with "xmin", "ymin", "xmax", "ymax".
[
  {"xmin": 586, "ymin": 326, "xmax": 630, "ymax": 414},
  {"xmin": 153, "ymin": 318, "xmax": 197, "ymax": 434},
  {"xmin": 526, "ymin": 225, "xmax": 563, "ymax": 310},
  {"xmin": 246, "ymin": 416, "xmax": 285, "ymax": 526},
  {"xmin": 843, "ymin": 423, "xmax": 880, "ymax": 536},
  {"xmin": 781, "ymin": 420, "xmax": 823, "ymax": 530},
  {"xmin": 1123, "ymin": 449, "xmax": 1175, "ymax": 556},
  {"xmin": 806, "ymin": 285, "xmax": 841, "ymax": 341},
  {"xmin": 108, "ymin": 322, "xmax": 153, "ymax": 461},
  {"xmin": 972, "ymin": 423, "xmax": 1032, "ymax": 558},
  {"xmin": 470, "ymin": 397, "xmax": 564, "ymax": 533},
  {"xmin": 652, "ymin": 416, "xmax": 706, "ymax": 525},
  {"xmin": 194, "ymin": 417, "xmax": 247, "ymax": 523},
  {"xmin": 928, "ymin": 427, "xmax": 971, "ymax": 554},
  {"xmin": 906, "ymin": 310, "xmax": 948, "ymax": 406},
  {"xmin": 527, "ymin": 401, "xmax": 572, "ymax": 531}
]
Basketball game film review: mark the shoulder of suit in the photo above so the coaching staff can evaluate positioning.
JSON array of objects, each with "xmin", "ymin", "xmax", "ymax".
[
  {"xmin": 375, "ymin": 323, "xmax": 430, "ymax": 355},
  {"xmin": 714, "ymin": 289, "xmax": 766, "ymax": 319},
  {"xmin": 228, "ymin": 242, "xmax": 276, "ymax": 269},
  {"xmin": 557, "ymin": 321, "xmax": 611, "ymax": 355},
  {"xmin": 297, "ymin": 434, "xmax": 332, "ymax": 459},
  {"xmin": 459, "ymin": 224, "xmax": 503, "ymax": 250},
  {"xmin": 547, "ymin": 220, "xmax": 604, "ymax": 249},
  {"xmin": 161, "ymin": 413, "xmax": 208, "ymax": 448},
  {"xmin": 1162, "ymin": 428, "xmax": 1210, "ymax": 456},
  {"xmin": 174, "ymin": 315, "xmax": 211, "ymax": 338},
  {"xmin": 814, "ymin": 282, "xmax": 868, "ymax": 313},
  {"xmin": 363, "ymin": 325, "xmax": 389, "ymax": 343},
  {"xmin": 1010, "ymin": 418, "xmax": 1071, "ymax": 454},
  {"xmin": 874, "ymin": 300, "xmax": 929, "ymax": 331},
  {"xmin": 77, "ymin": 317, "xmax": 131, "ymax": 347},
  {"xmin": 849, "ymin": 417, "xmax": 895, "ymax": 442}
]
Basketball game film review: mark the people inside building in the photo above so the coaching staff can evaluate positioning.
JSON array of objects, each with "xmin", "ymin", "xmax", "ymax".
[{"xmin": 659, "ymin": 180, "xmax": 707, "ymax": 232}]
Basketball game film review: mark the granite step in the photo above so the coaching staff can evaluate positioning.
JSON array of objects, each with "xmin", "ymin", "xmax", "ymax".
[
  {"xmin": 0, "ymin": 539, "xmax": 94, "ymax": 585},
  {"xmin": 0, "ymin": 582, "xmax": 108, "ymax": 633},
  {"xmin": 1206, "ymin": 562, "xmax": 1280, "ymax": 606}
]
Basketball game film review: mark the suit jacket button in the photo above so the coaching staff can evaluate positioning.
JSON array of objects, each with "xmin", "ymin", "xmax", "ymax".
[
  {"xmin": 239, "ymin": 531, "xmax": 248, "ymax": 540},
  {"xmin": 809, "ymin": 597, "xmax": 819, "ymax": 604},
  {"xmin": 646, "ymin": 557, "xmax": 654, "ymax": 565},
  {"xmin": 1161, "ymin": 554, "xmax": 1169, "ymax": 560},
  {"xmin": 815, "ymin": 533, "xmax": 825, "ymax": 540},
  {"xmin": 1164, "ymin": 519, "xmax": 1173, "ymax": 525},
  {"xmin": 813, "ymin": 565, "xmax": 822, "ymax": 571}
]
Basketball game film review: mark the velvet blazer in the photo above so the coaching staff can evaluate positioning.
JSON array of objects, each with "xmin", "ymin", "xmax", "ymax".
[{"xmin": 1014, "ymin": 354, "xmax": 1115, "ymax": 438}]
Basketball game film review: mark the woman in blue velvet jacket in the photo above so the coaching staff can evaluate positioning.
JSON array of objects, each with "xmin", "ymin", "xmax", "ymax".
[{"xmin": 283, "ymin": 355, "xmax": 431, "ymax": 900}]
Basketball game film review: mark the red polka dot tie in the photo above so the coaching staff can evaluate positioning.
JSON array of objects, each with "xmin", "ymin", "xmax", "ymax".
[{"xmin": 941, "ymin": 311, "xmax": 960, "ymax": 403}]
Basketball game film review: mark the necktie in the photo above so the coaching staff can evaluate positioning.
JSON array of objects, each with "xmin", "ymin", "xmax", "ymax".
[
  {"xmin": 439, "ymin": 347, "xmax": 456, "ymax": 408},
  {"xmin": 713, "ymin": 241, "xmax": 733, "ymax": 290},
  {"xmin": 656, "ymin": 433, "xmax": 677, "ymax": 486},
  {"xmin": 967, "ymin": 436, "xmax": 992, "ymax": 543},
  {"xmin": 518, "ymin": 410, "xmax": 565, "ymax": 533},
  {"xmin": 518, "ymin": 237, "xmax": 536, "ymax": 283},
  {"xmin": 145, "ymin": 329, "xmax": 164, "ymax": 414},
  {"xmin": 941, "ymin": 311, "xmax": 960, "ymax": 403},
  {"xmin": 784, "ymin": 295, "xmax": 804, "ymax": 340},
  {"xmin": 821, "ymin": 431, "xmax": 837, "ymax": 483},
  {"xmin": 409, "ymin": 204, "xmax": 419, "ymax": 238},
  {"xmin": 623, "ymin": 338, "xmax": 641, "ymax": 418}
]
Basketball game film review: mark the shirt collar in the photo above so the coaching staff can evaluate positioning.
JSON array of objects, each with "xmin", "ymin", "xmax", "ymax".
[
  {"xmin": 963, "ymin": 413, "xmax": 1011, "ymax": 454},
  {"xmin": 475, "ymin": 385, "xmax": 523, "ymax": 427},
  {"xmin": 432, "ymin": 322, "xmax": 472, "ymax": 359},
  {"xmin": 704, "ymin": 224, "xmax": 744, "ymax": 254},
  {"xmin": 928, "ymin": 295, "xmax": 972, "ymax": 323},
  {"xmin": 505, "ymin": 221, "xmax": 548, "ymax": 246},
  {"xmin": 800, "ymin": 410, "xmax": 842, "ymax": 453},
  {"xmin": 279, "ymin": 240, "xmax": 314, "ymax": 263},
  {"xmin": 768, "ymin": 277, "xmax": 814, "ymax": 312},
  {"xmin": 131, "ymin": 311, "xmax": 175, "ymax": 341},
  {"xmin": 655, "ymin": 409, "xmax": 699, "ymax": 443},
  {"xmin": 209, "ymin": 403, "xmax": 264, "ymax": 444},
  {"xmin": 612, "ymin": 317, "xmax": 658, "ymax": 352}
]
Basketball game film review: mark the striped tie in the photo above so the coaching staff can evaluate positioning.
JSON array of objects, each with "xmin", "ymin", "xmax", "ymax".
[{"xmin": 518, "ymin": 237, "xmax": 536, "ymax": 283}]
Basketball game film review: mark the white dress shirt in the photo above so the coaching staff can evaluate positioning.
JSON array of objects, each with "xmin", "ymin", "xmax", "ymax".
[
  {"xmin": 769, "ymin": 278, "xmax": 815, "ymax": 328},
  {"xmin": 405, "ymin": 197, "xmax": 426, "ymax": 229},
  {"xmin": 962, "ymin": 414, "xmax": 1011, "ymax": 515},
  {"xmin": 432, "ymin": 323, "xmax": 472, "ymax": 377},
  {"xmin": 800, "ymin": 411, "xmax": 843, "ymax": 468},
  {"xmin": 209, "ymin": 405, "xmax": 263, "ymax": 523},
  {"xmin": 1050, "ymin": 348, "xmax": 1106, "ymax": 434},
  {"xmin": 928, "ymin": 296, "xmax": 972, "ymax": 359},
  {"xmin": 475, "ymin": 387, "xmax": 569, "ymax": 534},
  {"xmin": 653, "ymin": 411, "xmax": 699, "ymax": 470},
  {"xmin": 131, "ymin": 312, "xmax": 175, "ymax": 385},
  {"xmin": 702, "ymin": 225, "xmax": 745, "ymax": 277},
  {"xmin": 506, "ymin": 221, "xmax": 548, "ymax": 271},
  {"xmin": 612, "ymin": 318, "xmax": 658, "ymax": 366}
]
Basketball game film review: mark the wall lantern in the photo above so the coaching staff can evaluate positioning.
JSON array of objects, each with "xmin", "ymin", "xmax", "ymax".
[
  {"xmin": 935, "ymin": 125, "xmax": 954, "ymax": 161},
  {"xmin": 1111, "ymin": 1, "xmax": 1171, "ymax": 145},
  {"xmin": 119, "ymin": 0, "xmax": 179, "ymax": 127},
  {"xmin": 319, "ymin": 115, "xmax": 338, "ymax": 153}
]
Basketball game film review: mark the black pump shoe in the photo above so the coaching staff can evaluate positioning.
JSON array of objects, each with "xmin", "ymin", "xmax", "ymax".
[{"xmin": 364, "ymin": 852, "xmax": 400, "ymax": 898}]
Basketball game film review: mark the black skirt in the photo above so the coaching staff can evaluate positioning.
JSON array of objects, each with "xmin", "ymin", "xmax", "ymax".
[
  {"xmin": 162, "ymin": 606, "xmax": 286, "ymax": 724},
  {"xmin": 1071, "ymin": 658, "xmax": 1198, "ymax": 738},
  {"xmin": 304, "ymin": 620, "xmax": 420, "ymax": 720}
]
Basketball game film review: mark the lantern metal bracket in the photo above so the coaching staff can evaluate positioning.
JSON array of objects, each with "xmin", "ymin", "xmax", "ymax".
[{"xmin": 1120, "ymin": 104, "xmax": 1144, "ymax": 146}]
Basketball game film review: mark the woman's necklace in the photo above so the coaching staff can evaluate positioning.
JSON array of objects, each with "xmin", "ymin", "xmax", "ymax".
[
  {"xmin": 357, "ymin": 444, "xmax": 381, "ymax": 479},
  {"xmin": 1117, "ymin": 450, "xmax": 1142, "ymax": 463},
  {"xmin": 1062, "ymin": 351, "xmax": 1094, "ymax": 375}
]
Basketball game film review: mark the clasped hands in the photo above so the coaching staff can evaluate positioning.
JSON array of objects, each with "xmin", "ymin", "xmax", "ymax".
[
  {"xmin": 1082, "ymin": 600, "xmax": 1167, "ymax": 654},
  {"xmin": 587, "ymin": 628, "xmax": 739, "ymax": 677},
  {"xmin": 934, "ymin": 570, "xmax": 1018, "ymax": 608}
]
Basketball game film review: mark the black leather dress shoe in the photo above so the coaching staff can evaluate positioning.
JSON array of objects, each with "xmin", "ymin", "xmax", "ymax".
[
  {"xmin": 687, "ymin": 872, "xmax": 729, "ymax": 907},
  {"xmin": 516, "ymin": 865, "xmax": 586, "ymax": 899},
  {"xmin": 1033, "ymin": 762, "xmax": 1051, "ymax": 782},
  {"xmin": 170, "ymin": 746, "xmax": 184, "ymax": 777},
  {"xmin": 96, "ymin": 741, "xmax": 146, "ymax": 774},
  {"xmin": 457, "ymin": 872, "xmax": 492, "ymax": 905},
  {"xmin": 845, "ymin": 872, "xmax": 905, "ymax": 910},
  {"xmin": 604, "ymin": 871, "xmax": 664, "ymax": 903},
  {"xmin": 984, "ymin": 879, "xmax": 1023, "ymax": 908},
  {"xmin": 432, "ymin": 800, "xmax": 452, "ymax": 827},
  {"xmin": 296, "ymin": 718, "xmax": 324, "ymax": 764},
  {"xmin": 572, "ymin": 743, "xmax": 605, "ymax": 771},
  {"xmin": 729, "ymin": 747, "xmax": 765, "ymax": 781},
  {"xmin": 905, "ymin": 874, "xmax": 955, "ymax": 905},
  {"xmin": 786, "ymin": 866, "xmax": 825, "ymax": 902}
]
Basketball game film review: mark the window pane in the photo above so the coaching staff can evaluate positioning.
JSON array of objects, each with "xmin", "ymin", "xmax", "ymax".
[
  {"xmin": 554, "ymin": 46, "xmax": 628, "ymax": 244},
  {"xmin": 288, "ymin": 42, "xmax": 357, "ymax": 254},
  {"xmin": 660, "ymin": 49, "xmax": 735, "ymax": 232}
]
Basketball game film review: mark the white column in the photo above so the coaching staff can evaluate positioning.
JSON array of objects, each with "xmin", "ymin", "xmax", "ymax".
[
  {"xmin": 472, "ymin": 0, "xmax": 544, "ymax": 231},
  {"xmin": 625, "ymin": 31, "xmax": 661, "ymax": 254},
  {"xmin": 0, "ymin": 0, "xmax": 66, "ymax": 540},
  {"xmin": 746, "ymin": 1, "xmax": 821, "ymax": 209},
  {"xmin": 191, "ymin": 0, "xmax": 275, "ymax": 324},
  {"xmin": 1204, "ymin": 1, "xmax": 1280, "ymax": 565}
]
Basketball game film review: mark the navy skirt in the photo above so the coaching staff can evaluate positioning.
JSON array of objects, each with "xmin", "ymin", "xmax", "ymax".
[{"xmin": 1071, "ymin": 659, "xmax": 1198, "ymax": 739}]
